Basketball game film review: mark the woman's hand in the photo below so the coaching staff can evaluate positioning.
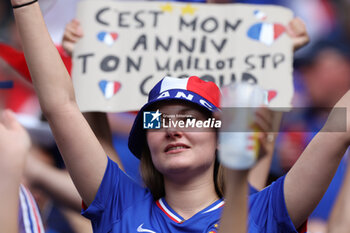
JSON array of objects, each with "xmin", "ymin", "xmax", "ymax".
[
  {"xmin": 62, "ymin": 19, "xmax": 84, "ymax": 56},
  {"xmin": 252, "ymin": 107, "xmax": 274, "ymax": 161},
  {"xmin": 0, "ymin": 110, "xmax": 31, "ymax": 177},
  {"xmin": 217, "ymin": 104, "xmax": 274, "ymax": 171},
  {"xmin": 287, "ymin": 17, "xmax": 310, "ymax": 52},
  {"xmin": 0, "ymin": 109, "xmax": 31, "ymax": 233}
]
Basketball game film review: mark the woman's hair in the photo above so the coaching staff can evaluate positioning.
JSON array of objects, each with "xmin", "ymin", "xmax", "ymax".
[
  {"xmin": 140, "ymin": 147, "xmax": 165, "ymax": 200},
  {"xmin": 140, "ymin": 148, "xmax": 224, "ymax": 200}
]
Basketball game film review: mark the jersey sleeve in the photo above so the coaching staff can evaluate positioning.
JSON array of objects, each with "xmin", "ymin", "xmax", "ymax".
[
  {"xmin": 249, "ymin": 175, "xmax": 298, "ymax": 233},
  {"xmin": 249, "ymin": 183, "xmax": 259, "ymax": 195},
  {"xmin": 82, "ymin": 157, "xmax": 149, "ymax": 233}
]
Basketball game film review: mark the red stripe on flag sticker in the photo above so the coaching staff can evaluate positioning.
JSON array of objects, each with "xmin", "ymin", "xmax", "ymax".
[{"xmin": 273, "ymin": 24, "xmax": 285, "ymax": 40}]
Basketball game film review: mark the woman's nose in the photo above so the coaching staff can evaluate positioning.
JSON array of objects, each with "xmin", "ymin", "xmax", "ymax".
[{"xmin": 165, "ymin": 127, "xmax": 183, "ymax": 139}]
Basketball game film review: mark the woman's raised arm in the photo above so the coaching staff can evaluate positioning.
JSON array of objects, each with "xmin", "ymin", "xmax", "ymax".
[
  {"xmin": 11, "ymin": 0, "xmax": 108, "ymax": 206},
  {"xmin": 284, "ymin": 90, "xmax": 350, "ymax": 228}
]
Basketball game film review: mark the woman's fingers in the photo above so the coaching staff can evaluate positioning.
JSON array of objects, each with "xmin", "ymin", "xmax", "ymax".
[
  {"xmin": 287, "ymin": 17, "xmax": 310, "ymax": 51},
  {"xmin": 62, "ymin": 19, "xmax": 84, "ymax": 56},
  {"xmin": 252, "ymin": 107, "xmax": 273, "ymax": 133}
]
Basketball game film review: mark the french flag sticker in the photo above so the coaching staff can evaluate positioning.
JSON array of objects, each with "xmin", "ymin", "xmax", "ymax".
[
  {"xmin": 254, "ymin": 10, "xmax": 267, "ymax": 20},
  {"xmin": 97, "ymin": 32, "xmax": 118, "ymax": 46},
  {"xmin": 247, "ymin": 23, "xmax": 285, "ymax": 46},
  {"xmin": 99, "ymin": 80, "xmax": 121, "ymax": 99}
]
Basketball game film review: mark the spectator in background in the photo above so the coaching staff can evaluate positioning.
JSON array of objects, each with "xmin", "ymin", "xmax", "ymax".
[
  {"xmin": 17, "ymin": 112, "xmax": 94, "ymax": 233},
  {"xmin": 23, "ymin": 142, "xmax": 82, "ymax": 233},
  {"xmin": 0, "ymin": 109, "xmax": 45, "ymax": 233},
  {"xmin": 273, "ymin": 37, "xmax": 350, "ymax": 232},
  {"xmin": 274, "ymin": 37, "xmax": 350, "ymax": 173}
]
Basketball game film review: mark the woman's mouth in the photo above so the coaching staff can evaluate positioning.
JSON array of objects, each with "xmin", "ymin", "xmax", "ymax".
[{"xmin": 164, "ymin": 144, "xmax": 190, "ymax": 153}]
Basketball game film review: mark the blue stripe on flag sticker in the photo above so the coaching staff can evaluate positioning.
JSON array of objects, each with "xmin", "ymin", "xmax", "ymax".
[
  {"xmin": 247, "ymin": 23, "xmax": 263, "ymax": 40},
  {"xmin": 0, "ymin": 81, "xmax": 13, "ymax": 89}
]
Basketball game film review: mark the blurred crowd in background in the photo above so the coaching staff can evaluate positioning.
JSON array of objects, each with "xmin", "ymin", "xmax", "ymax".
[{"xmin": 1, "ymin": 0, "xmax": 350, "ymax": 233}]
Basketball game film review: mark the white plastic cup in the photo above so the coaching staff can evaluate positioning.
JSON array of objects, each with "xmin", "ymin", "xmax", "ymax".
[{"xmin": 219, "ymin": 83, "xmax": 267, "ymax": 170}]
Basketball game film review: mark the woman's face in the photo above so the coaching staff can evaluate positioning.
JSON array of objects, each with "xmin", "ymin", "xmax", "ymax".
[{"xmin": 146, "ymin": 101, "xmax": 217, "ymax": 178}]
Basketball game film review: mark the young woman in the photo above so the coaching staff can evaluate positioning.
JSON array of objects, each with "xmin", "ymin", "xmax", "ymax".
[{"xmin": 10, "ymin": 0, "xmax": 350, "ymax": 232}]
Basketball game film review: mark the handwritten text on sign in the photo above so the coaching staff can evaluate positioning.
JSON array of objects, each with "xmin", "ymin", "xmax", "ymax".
[{"xmin": 72, "ymin": 1, "xmax": 293, "ymax": 112}]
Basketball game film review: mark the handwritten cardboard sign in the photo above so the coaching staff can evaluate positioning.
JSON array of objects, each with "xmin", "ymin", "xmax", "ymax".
[{"xmin": 72, "ymin": 1, "xmax": 293, "ymax": 112}]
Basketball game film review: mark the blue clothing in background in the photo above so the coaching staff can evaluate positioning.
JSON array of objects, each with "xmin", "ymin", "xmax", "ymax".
[
  {"xmin": 112, "ymin": 133, "xmax": 142, "ymax": 184},
  {"xmin": 310, "ymin": 156, "xmax": 347, "ymax": 220}
]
